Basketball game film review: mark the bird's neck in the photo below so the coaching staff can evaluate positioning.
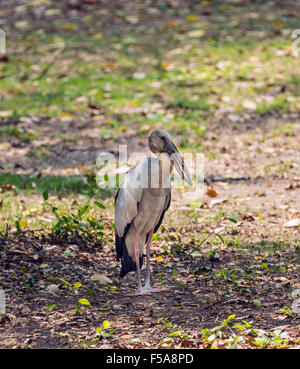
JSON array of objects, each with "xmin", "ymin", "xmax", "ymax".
[{"xmin": 157, "ymin": 153, "xmax": 173, "ymax": 188}]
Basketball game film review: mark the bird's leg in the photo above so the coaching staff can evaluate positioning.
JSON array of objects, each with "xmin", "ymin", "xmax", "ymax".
[
  {"xmin": 130, "ymin": 229, "xmax": 169, "ymax": 296},
  {"xmin": 124, "ymin": 229, "xmax": 151, "ymax": 297},
  {"xmin": 144, "ymin": 229, "xmax": 154, "ymax": 290},
  {"xmin": 134, "ymin": 229, "xmax": 143, "ymax": 295},
  {"xmin": 142, "ymin": 229, "xmax": 170, "ymax": 294}
]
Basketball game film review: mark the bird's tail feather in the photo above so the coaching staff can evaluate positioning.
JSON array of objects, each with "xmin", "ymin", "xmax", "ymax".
[
  {"xmin": 119, "ymin": 244, "xmax": 143, "ymax": 278},
  {"xmin": 116, "ymin": 232, "xmax": 143, "ymax": 278}
]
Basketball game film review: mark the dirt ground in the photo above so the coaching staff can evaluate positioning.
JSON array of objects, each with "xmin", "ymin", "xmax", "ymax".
[
  {"xmin": 1, "ymin": 115, "xmax": 300, "ymax": 348},
  {"xmin": 0, "ymin": 0, "xmax": 300, "ymax": 349}
]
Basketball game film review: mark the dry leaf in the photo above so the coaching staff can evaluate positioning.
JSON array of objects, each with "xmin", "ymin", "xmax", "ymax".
[
  {"xmin": 0, "ymin": 184, "xmax": 16, "ymax": 193},
  {"xmin": 285, "ymin": 183, "xmax": 300, "ymax": 190},
  {"xmin": 192, "ymin": 289, "xmax": 202, "ymax": 295},
  {"xmin": 90, "ymin": 274, "xmax": 112, "ymax": 284},
  {"xmin": 187, "ymin": 29, "xmax": 205, "ymax": 38},
  {"xmin": 19, "ymin": 220, "xmax": 28, "ymax": 228},
  {"xmin": 161, "ymin": 61, "xmax": 173, "ymax": 71},
  {"xmin": 61, "ymin": 23, "xmax": 76, "ymax": 31},
  {"xmin": 206, "ymin": 187, "xmax": 218, "ymax": 197},
  {"xmin": 47, "ymin": 284, "xmax": 60, "ymax": 295},
  {"xmin": 181, "ymin": 339, "xmax": 193, "ymax": 347},
  {"xmin": 283, "ymin": 218, "xmax": 300, "ymax": 228},
  {"xmin": 186, "ymin": 15, "xmax": 199, "ymax": 22},
  {"xmin": 209, "ymin": 198, "xmax": 227, "ymax": 207},
  {"xmin": 59, "ymin": 112, "xmax": 73, "ymax": 121},
  {"xmin": 289, "ymin": 209, "xmax": 300, "ymax": 218},
  {"xmin": 243, "ymin": 99, "xmax": 257, "ymax": 110},
  {"xmin": 242, "ymin": 214, "xmax": 255, "ymax": 221},
  {"xmin": 272, "ymin": 21, "xmax": 284, "ymax": 27},
  {"xmin": 0, "ymin": 110, "xmax": 13, "ymax": 117},
  {"xmin": 40, "ymin": 263, "xmax": 49, "ymax": 269}
]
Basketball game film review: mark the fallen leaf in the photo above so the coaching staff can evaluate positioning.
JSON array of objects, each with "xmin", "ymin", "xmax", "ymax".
[
  {"xmin": 252, "ymin": 299, "xmax": 261, "ymax": 308},
  {"xmin": 186, "ymin": 15, "xmax": 199, "ymax": 22},
  {"xmin": 47, "ymin": 284, "xmax": 60, "ymax": 295},
  {"xmin": 248, "ymin": 55, "xmax": 259, "ymax": 63},
  {"xmin": 243, "ymin": 99, "xmax": 257, "ymax": 110},
  {"xmin": 61, "ymin": 23, "xmax": 76, "ymax": 31},
  {"xmin": 209, "ymin": 198, "xmax": 227, "ymax": 207},
  {"xmin": 132, "ymin": 72, "xmax": 146, "ymax": 79},
  {"xmin": 59, "ymin": 112, "xmax": 73, "ymax": 121},
  {"xmin": 216, "ymin": 60, "xmax": 231, "ymax": 70},
  {"xmin": 0, "ymin": 110, "xmax": 13, "ymax": 117},
  {"xmin": 206, "ymin": 187, "xmax": 218, "ymax": 197},
  {"xmin": 90, "ymin": 274, "xmax": 112, "ymax": 284},
  {"xmin": 40, "ymin": 263, "xmax": 49, "ymax": 269},
  {"xmin": 289, "ymin": 209, "xmax": 300, "ymax": 218},
  {"xmin": 78, "ymin": 299, "xmax": 90, "ymax": 306},
  {"xmin": 181, "ymin": 339, "xmax": 194, "ymax": 347},
  {"xmin": 104, "ymin": 61, "xmax": 117, "ymax": 70},
  {"xmin": 45, "ymin": 8, "xmax": 62, "ymax": 16},
  {"xmin": 0, "ymin": 143, "xmax": 11, "ymax": 151},
  {"xmin": 166, "ymin": 21, "xmax": 178, "ymax": 28},
  {"xmin": 285, "ymin": 183, "xmax": 300, "ymax": 190},
  {"xmin": 102, "ymin": 320, "xmax": 111, "ymax": 329},
  {"xmin": 192, "ymin": 289, "xmax": 202, "ymax": 295},
  {"xmin": 0, "ymin": 184, "xmax": 16, "ymax": 193},
  {"xmin": 15, "ymin": 21, "xmax": 29, "ymax": 29},
  {"xmin": 155, "ymin": 256, "xmax": 163, "ymax": 262},
  {"xmin": 272, "ymin": 21, "xmax": 284, "ymax": 27},
  {"xmin": 19, "ymin": 220, "xmax": 28, "ymax": 228},
  {"xmin": 187, "ymin": 29, "xmax": 205, "ymax": 38},
  {"xmin": 283, "ymin": 218, "xmax": 300, "ymax": 228},
  {"xmin": 242, "ymin": 214, "xmax": 255, "ymax": 221},
  {"xmin": 161, "ymin": 61, "xmax": 173, "ymax": 71}
]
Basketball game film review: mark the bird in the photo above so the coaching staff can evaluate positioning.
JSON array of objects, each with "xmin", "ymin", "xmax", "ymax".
[{"xmin": 114, "ymin": 129, "xmax": 192, "ymax": 296}]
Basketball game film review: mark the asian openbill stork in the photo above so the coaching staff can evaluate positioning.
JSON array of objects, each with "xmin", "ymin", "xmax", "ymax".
[{"xmin": 115, "ymin": 129, "xmax": 192, "ymax": 295}]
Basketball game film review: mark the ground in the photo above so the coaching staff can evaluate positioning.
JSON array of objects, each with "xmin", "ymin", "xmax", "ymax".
[{"xmin": 0, "ymin": 0, "xmax": 300, "ymax": 348}]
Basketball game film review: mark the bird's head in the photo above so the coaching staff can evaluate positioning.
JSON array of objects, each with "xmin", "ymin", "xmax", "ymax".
[{"xmin": 148, "ymin": 129, "xmax": 193, "ymax": 186}]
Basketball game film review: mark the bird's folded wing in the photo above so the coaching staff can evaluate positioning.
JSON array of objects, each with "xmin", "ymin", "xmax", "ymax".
[
  {"xmin": 154, "ymin": 189, "xmax": 171, "ymax": 233},
  {"xmin": 114, "ymin": 161, "xmax": 146, "ymax": 237}
]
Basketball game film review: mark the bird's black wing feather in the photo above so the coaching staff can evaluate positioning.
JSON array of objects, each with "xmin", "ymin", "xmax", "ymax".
[{"xmin": 154, "ymin": 190, "xmax": 171, "ymax": 233}]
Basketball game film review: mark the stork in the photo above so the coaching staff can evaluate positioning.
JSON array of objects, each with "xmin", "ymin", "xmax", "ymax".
[{"xmin": 114, "ymin": 129, "xmax": 192, "ymax": 295}]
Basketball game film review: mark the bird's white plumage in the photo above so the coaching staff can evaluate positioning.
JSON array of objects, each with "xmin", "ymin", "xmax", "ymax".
[{"xmin": 115, "ymin": 156, "xmax": 171, "ymax": 259}]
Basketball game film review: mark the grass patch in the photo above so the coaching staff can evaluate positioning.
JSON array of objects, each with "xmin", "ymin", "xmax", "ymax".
[{"xmin": 0, "ymin": 172, "xmax": 114, "ymax": 197}]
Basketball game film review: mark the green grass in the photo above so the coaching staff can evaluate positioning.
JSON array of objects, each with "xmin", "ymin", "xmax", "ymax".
[
  {"xmin": 0, "ymin": 172, "xmax": 114, "ymax": 197},
  {"xmin": 255, "ymin": 94, "xmax": 290, "ymax": 115},
  {"xmin": 0, "ymin": 2, "xmax": 298, "ymax": 236},
  {"xmin": 0, "ymin": 23, "xmax": 298, "ymax": 131},
  {"xmin": 0, "ymin": 126, "xmax": 40, "ymax": 142}
]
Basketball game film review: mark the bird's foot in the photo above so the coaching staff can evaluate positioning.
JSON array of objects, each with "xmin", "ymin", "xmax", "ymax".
[
  {"xmin": 134, "ymin": 289, "xmax": 152, "ymax": 296},
  {"xmin": 124, "ymin": 287, "xmax": 151, "ymax": 297},
  {"xmin": 124, "ymin": 284, "xmax": 170, "ymax": 297},
  {"xmin": 141, "ymin": 286, "xmax": 170, "ymax": 294}
]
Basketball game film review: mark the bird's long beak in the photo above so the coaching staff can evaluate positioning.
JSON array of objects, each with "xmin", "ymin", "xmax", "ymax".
[{"xmin": 166, "ymin": 142, "xmax": 193, "ymax": 186}]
